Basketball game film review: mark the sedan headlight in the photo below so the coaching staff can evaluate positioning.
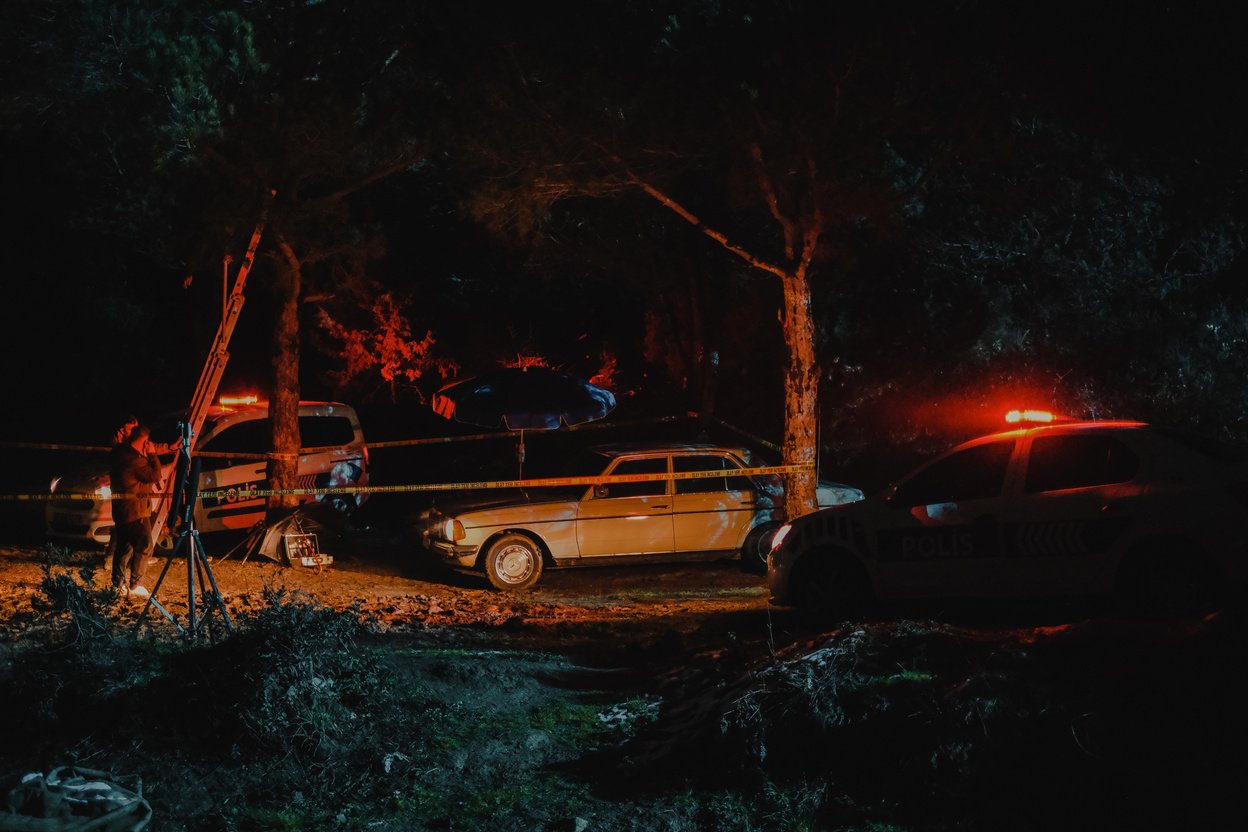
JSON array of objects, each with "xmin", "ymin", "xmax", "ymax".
[
  {"xmin": 95, "ymin": 485, "xmax": 112, "ymax": 500},
  {"xmin": 442, "ymin": 518, "xmax": 466, "ymax": 542}
]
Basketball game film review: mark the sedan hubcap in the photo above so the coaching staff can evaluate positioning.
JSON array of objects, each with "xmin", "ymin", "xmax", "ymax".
[{"xmin": 495, "ymin": 544, "xmax": 535, "ymax": 583}]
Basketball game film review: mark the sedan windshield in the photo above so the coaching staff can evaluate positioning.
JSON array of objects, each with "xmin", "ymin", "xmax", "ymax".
[{"xmin": 522, "ymin": 448, "xmax": 612, "ymax": 480}]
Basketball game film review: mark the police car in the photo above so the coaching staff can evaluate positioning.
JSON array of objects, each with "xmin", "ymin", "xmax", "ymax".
[
  {"xmin": 46, "ymin": 398, "xmax": 369, "ymax": 546},
  {"xmin": 768, "ymin": 412, "xmax": 1248, "ymax": 623}
]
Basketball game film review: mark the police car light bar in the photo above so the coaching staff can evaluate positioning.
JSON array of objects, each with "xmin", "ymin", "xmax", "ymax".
[
  {"xmin": 1005, "ymin": 409, "xmax": 1055, "ymax": 424},
  {"xmin": 219, "ymin": 395, "xmax": 260, "ymax": 406}
]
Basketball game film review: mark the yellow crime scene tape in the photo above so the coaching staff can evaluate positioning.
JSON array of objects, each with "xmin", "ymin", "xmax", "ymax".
[
  {"xmin": 1, "ymin": 416, "xmax": 691, "ymax": 461},
  {"xmin": 0, "ymin": 463, "xmax": 814, "ymax": 502}
]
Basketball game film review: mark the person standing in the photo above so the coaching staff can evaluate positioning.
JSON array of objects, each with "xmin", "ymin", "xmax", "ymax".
[
  {"xmin": 103, "ymin": 415, "xmax": 139, "ymax": 565},
  {"xmin": 109, "ymin": 424, "xmax": 164, "ymax": 597}
]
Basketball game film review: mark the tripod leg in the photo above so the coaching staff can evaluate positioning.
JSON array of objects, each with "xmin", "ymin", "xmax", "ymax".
[
  {"xmin": 187, "ymin": 529, "xmax": 199, "ymax": 637},
  {"xmin": 194, "ymin": 529, "xmax": 234, "ymax": 633},
  {"xmin": 132, "ymin": 531, "xmax": 188, "ymax": 639}
]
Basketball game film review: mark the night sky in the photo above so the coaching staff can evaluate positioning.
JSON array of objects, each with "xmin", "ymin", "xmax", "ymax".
[{"xmin": 2, "ymin": 0, "xmax": 1245, "ymax": 482}]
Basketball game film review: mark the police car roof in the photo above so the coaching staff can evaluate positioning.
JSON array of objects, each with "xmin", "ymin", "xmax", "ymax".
[
  {"xmin": 974, "ymin": 420, "xmax": 1149, "ymax": 444},
  {"xmin": 205, "ymin": 400, "xmax": 351, "ymax": 418}
]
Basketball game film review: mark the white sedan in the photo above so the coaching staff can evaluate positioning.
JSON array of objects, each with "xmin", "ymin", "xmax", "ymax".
[{"xmin": 420, "ymin": 443, "xmax": 862, "ymax": 590}]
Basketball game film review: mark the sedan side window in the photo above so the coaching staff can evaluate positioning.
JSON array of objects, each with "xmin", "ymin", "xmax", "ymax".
[
  {"xmin": 673, "ymin": 455, "xmax": 752, "ymax": 494},
  {"xmin": 1024, "ymin": 434, "xmax": 1139, "ymax": 493},
  {"xmin": 598, "ymin": 458, "xmax": 669, "ymax": 499},
  {"xmin": 892, "ymin": 441, "xmax": 1015, "ymax": 507}
]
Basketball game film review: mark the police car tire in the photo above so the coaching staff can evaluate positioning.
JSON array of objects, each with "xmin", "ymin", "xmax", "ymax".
[
  {"xmin": 739, "ymin": 524, "xmax": 777, "ymax": 575},
  {"xmin": 1119, "ymin": 545, "xmax": 1219, "ymax": 619},
  {"xmin": 482, "ymin": 533, "xmax": 544, "ymax": 592},
  {"xmin": 154, "ymin": 529, "xmax": 176, "ymax": 554},
  {"xmin": 792, "ymin": 552, "xmax": 874, "ymax": 629}
]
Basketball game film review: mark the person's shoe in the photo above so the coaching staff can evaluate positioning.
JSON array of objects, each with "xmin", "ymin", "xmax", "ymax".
[{"xmin": 128, "ymin": 585, "xmax": 150, "ymax": 599}]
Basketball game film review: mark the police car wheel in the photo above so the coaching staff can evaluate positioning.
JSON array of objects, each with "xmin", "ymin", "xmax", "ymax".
[
  {"xmin": 483, "ymin": 533, "xmax": 544, "ymax": 591},
  {"xmin": 792, "ymin": 552, "xmax": 873, "ymax": 630},
  {"xmin": 1121, "ymin": 546, "xmax": 1219, "ymax": 619},
  {"xmin": 154, "ymin": 530, "xmax": 176, "ymax": 555}
]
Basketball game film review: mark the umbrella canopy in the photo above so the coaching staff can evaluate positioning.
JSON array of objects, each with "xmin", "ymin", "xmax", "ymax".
[{"xmin": 432, "ymin": 367, "xmax": 616, "ymax": 431}]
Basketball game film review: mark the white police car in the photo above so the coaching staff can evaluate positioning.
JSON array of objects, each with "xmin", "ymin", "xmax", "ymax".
[
  {"xmin": 768, "ymin": 413, "xmax": 1248, "ymax": 623},
  {"xmin": 46, "ymin": 398, "xmax": 369, "ymax": 546}
]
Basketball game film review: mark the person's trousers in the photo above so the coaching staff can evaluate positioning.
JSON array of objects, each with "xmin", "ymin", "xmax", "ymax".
[{"xmin": 111, "ymin": 518, "xmax": 153, "ymax": 589}]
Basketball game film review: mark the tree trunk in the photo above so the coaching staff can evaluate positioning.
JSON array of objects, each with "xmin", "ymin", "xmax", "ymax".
[
  {"xmin": 780, "ymin": 272, "xmax": 819, "ymax": 519},
  {"xmin": 628, "ymin": 175, "xmax": 820, "ymax": 517},
  {"xmin": 268, "ymin": 237, "xmax": 302, "ymax": 512}
]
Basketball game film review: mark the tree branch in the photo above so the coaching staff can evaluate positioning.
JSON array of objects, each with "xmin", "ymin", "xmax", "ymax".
[
  {"xmin": 629, "ymin": 176, "xmax": 790, "ymax": 281},
  {"xmin": 796, "ymin": 204, "xmax": 823, "ymax": 281},
  {"xmin": 750, "ymin": 141, "xmax": 797, "ymax": 261},
  {"xmin": 315, "ymin": 152, "xmax": 425, "ymax": 205}
]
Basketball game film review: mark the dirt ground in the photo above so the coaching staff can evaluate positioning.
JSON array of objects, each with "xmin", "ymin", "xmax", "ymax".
[
  {"xmin": 0, "ymin": 529, "xmax": 800, "ymax": 661},
  {"xmin": 3, "ymin": 529, "xmax": 1245, "ymax": 831}
]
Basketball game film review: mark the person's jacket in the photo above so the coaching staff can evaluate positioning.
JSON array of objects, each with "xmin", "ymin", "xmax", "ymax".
[{"xmin": 109, "ymin": 444, "xmax": 163, "ymax": 524}]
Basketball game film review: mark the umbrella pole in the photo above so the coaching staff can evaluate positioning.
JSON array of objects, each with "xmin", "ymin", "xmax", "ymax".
[{"xmin": 517, "ymin": 429, "xmax": 525, "ymax": 480}]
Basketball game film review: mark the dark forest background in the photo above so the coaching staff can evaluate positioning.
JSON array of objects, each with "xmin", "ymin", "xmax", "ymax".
[{"xmin": 2, "ymin": 0, "xmax": 1245, "ymax": 489}]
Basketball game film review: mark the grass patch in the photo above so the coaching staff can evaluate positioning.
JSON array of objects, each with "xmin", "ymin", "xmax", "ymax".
[{"xmin": 611, "ymin": 585, "xmax": 765, "ymax": 601}]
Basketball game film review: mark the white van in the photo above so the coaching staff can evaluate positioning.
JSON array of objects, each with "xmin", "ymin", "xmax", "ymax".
[{"xmin": 46, "ymin": 400, "xmax": 369, "ymax": 546}]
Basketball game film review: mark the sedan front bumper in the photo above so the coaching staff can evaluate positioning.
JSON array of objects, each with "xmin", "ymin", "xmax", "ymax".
[{"xmin": 424, "ymin": 535, "xmax": 480, "ymax": 567}]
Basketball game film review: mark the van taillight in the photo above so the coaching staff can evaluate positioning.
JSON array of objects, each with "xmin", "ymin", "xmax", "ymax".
[{"xmin": 1226, "ymin": 483, "xmax": 1248, "ymax": 509}]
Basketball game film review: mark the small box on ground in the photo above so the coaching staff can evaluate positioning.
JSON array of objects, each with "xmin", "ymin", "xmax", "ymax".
[{"xmin": 283, "ymin": 533, "xmax": 332, "ymax": 568}]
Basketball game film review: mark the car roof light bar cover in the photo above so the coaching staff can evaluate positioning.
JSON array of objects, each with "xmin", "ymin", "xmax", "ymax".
[{"xmin": 1005, "ymin": 409, "xmax": 1055, "ymax": 424}]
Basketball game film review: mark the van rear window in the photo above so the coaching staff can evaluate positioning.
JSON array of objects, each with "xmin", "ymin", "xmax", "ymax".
[
  {"xmin": 299, "ymin": 416, "xmax": 357, "ymax": 448},
  {"xmin": 1154, "ymin": 428, "xmax": 1248, "ymax": 464}
]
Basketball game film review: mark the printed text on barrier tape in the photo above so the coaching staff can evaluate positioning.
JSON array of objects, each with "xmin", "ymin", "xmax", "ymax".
[
  {"xmin": 6, "ymin": 462, "xmax": 815, "ymax": 502},
  {"xmin": 196, "ymin": 463, "xmax": 816, "ymax": 501}
]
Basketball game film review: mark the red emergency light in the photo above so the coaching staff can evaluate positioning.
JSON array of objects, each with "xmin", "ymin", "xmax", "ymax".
[{"xmin": 1005, "ymin": 409, "xmax": 1055, "ymax": 424}]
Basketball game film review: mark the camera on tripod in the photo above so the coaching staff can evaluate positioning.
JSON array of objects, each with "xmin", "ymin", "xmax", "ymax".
[{"xmin": 133, "ymin": 418, "xmax": 233, "ymax": 639}]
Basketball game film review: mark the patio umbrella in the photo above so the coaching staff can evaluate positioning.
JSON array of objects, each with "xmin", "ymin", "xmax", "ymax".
[{"xmin": 432, "ymin": 366, "xmax": 617, "ymax": 477}]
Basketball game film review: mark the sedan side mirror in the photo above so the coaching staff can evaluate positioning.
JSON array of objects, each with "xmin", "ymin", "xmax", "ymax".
[{"xmin": 594, "ymin": 485, "xmax": 609, "ymax": 499}]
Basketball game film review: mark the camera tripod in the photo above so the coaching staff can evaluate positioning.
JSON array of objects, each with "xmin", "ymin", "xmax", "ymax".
[{"xmin": 133, "ymin": 421, "xmax": 233, "ymax": 639}]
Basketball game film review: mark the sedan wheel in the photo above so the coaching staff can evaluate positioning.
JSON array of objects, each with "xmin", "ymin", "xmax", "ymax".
[
  {"xmin": 483, "ymin": 533, "xmax": 544, "ymax": 591},
  {"xmin": 739, "ymin": 524, "xmax": 777, "ymax": 575}
]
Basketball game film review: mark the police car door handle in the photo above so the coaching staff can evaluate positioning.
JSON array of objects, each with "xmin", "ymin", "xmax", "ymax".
[{"xmin": 1100, "ymin": 503, "xmax": 1126, "ymax": 515}]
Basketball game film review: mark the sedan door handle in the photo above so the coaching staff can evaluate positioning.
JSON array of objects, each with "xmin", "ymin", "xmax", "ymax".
[{"xmin": 651, "ymin": 505, "xmax": 669, "ymax": 510}]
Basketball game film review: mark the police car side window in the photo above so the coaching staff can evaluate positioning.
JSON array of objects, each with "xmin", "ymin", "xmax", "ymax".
[
  {"xmin": 1024, "ymin": 435, "xmax": 1139, "ymax": 493},
  {"xmin": 299, "ymin": 416, "xmax": 356, "ymax": 447},
  {"xmin": 893, "ymin": 441, "xmax": 1014, "ymax": 507},
  {"xmin": 200, "ymin": 420, "xmax": 271, "ymax": 455}
]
